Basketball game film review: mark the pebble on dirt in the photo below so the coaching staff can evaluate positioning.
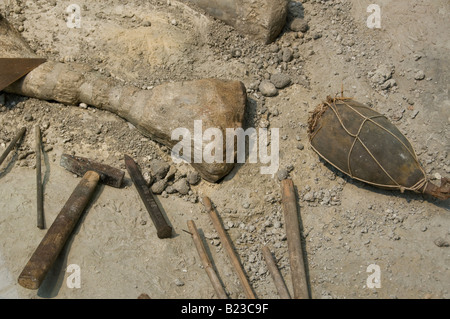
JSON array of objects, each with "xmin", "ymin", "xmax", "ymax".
[
  {"xmin": 259, "ymin": 80, "xmax": 278, "ymax": 97},
  {"xmin": 151, "ymin": 179, "xmax": 167, "ymax": 194},
  {"xmin": 270, "ymin": 73, "xmax": 291, "ymax": 89},
  {"xmin": 173, "ymin": 178, "xmax": 190, "ymax": 195},
  {"xmin": 150, "ymin": 159, "xmax": 170, "ymax": 180},
  {"xmin": 187, "ymin": 171, "xmax": 200, "ymax": 185},
  {"xmin": 289, "ymin": 17, "xmax": 309, "ymax": 33}
]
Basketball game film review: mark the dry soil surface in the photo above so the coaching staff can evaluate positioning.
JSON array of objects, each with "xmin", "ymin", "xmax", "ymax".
[{"xmin": 0, "ymin": 0, "xmax": 449, "ymax": 299}]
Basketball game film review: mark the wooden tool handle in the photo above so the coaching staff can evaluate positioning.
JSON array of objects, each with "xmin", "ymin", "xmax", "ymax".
[
  {"xmin": 203, "ymin": 196, "xmax": 256, "ymax": 299},
  {"xmin": 187, "ymin": 220, "xmax": 228, "ymax": 299},
  {"xmin": 281, "ymin": 179, "xmax": 309, "ymax": 299},
  {"xmin": 262, "ymin": 246, "xmax": 291, "ymax": 299},
  {"xmin": 18, "ymin": 171, "xmax": 100, "ymax": 290}
]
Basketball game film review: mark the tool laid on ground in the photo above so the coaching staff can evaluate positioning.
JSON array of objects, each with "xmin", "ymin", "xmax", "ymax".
[
  {"xmin": 124, "ymin": 154, "xmax": 172, "ymax": 239},
  {"xmin": 0, "ymin": 126, "xmax": 26, "ymax": 168},
  {"xmin": 308, "ymin": 96, "xmax": 449, "ymax": 200},
  {"xmin": 281, "ymin": 179, "xmax": 309, "ymax": 299},
  {"xmin": 0, "ymin": 58, "xmax": 46, "ymax": 91},
  {"xmin": 187, "ymin": 220, "xmax": 228, "ymax": 299},
  {"xmin": 35, "ymin": 125, "xmax": 44, "ymax": 229},
  {"xmin": 18, "ymin": 154, "xmax": 124, "ymax": 289},
  {"xmin": 262, "ymin": 245, "xmax": 291, "ymax": 299},
  {"xmin": 202, "ymin": 196, "xmax": 256, "ymax": 299}
]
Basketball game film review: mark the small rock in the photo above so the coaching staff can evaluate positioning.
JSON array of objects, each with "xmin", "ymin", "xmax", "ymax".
[
  {"xmin": 171, "ymin": 19, "xmax": 178, "ymax": 26},
  {"xmin": 174, "ymin": 278, "xmax": 184, "ymax": 286},
  {"xmin": 270, "ymin": 73, "xmax": 291, "ymax": 89},
  {"xmin": 165, "ymin": 185, "xmax": 177, "ymax": 194},
  {"xmin": 277, "ymin": 168, "xmax": 288, "ymax": 181},
  {"xmin": 297, "ymin": 143, "xmax": 304, "ymax": 150},
  {"xmin": 290, "ymin": 18, "xmax": 309, "ymax": 33},
  {"xmin": 187, "ymin": 171, "xmax": 200, "ymax": 185},
  {"xmin": 173, "ymin": 178, "xmax": 190, "ymax": 195},
  {"xmin": 23, "ymin": 114, "xmax": 33, "ymax": 122},
  {"xmin": 381, "ymin": 79, "xmax": 397, "ymax": 90},
  {"xmin": 79, "ymin": 103, "xmax": 88, "ymax": 109},
  {"xmin": 259, "ymin": 80, "xmax": 278, "ymax": 97},
  {"xmin": 142, "ymin": 171, "xmax": 153, "ymax": 186},
  {"xmin": 165, "ymin": 166, "xmax": 177, "ymax": 181},
  {"xmin": 434, "ymin": 237, "xmax": 449, "ymax": 248},
  {"xmin": 281, "ymin": 48, "xmax": 293, "ymax": 62},
  {"xmin": 151, "ymin": 179, "xmax": 167, "ymax": 194},
  {"xmin": 303, "ymin": 191, "xmax": 315, "ymax": 202},
  {"xmin": 414, "ymin": 70, "xmax": 426, "ymax": 81},
  {"xmin": 231, "ymin": 48, "xmax": 242, "ymax": 58},
  {"xmin": 150, "ymin": 159, "xmax": 170, "ymax": 180},
  {"xmin": 269, "ymin": 43, "xmax": 279, "ymax": 53},
  {"xmin": 312, "ymin": 31, "xmax": 322, "ymax": 40},
  {"xmin": 371, "ymin": 65, "xmax": 393, "ymax": 85}
]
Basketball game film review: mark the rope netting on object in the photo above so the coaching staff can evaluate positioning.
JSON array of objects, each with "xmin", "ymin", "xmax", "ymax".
[{"xmin": 308, "ymin": 96, "xmax": 428, "ymax": 194}]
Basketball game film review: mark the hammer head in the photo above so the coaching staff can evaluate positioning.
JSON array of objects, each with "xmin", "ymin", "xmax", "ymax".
[{"xmin": 60, "ymin": 154, "xmax": 124, "ymax": 188}]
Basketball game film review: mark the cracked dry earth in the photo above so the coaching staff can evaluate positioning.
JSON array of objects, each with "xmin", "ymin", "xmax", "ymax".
[{"xmin": 0, "ymin": 0, "xmax": 449, "ymax": 299}]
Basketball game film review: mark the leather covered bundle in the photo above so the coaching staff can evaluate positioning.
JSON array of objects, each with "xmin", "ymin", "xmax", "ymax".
[{"xmin": 308, "ymin": 97, "xmax": 449, "ymax": 200}]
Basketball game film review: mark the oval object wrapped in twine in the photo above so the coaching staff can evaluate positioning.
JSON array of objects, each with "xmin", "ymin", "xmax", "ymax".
[{"xmin": 308, "ymin": 96, "xmax": 449, "ymax": 200}]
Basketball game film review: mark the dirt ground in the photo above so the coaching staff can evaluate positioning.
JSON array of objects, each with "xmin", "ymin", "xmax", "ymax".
[{"xmin": 0, "ymin": 0, "xmax": 448, "ymax": 299}]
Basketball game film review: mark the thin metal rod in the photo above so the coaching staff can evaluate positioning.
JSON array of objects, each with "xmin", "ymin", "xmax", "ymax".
[
  {"xmin": 0, "ymin": 126, "xmax": 26, "ymax": 167},
  {"xmin": 35, "ymin": 125, "xmax": 44, "ymax": 229}
]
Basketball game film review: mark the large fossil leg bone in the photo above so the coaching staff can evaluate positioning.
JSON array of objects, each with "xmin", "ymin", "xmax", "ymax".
[{"xmin": 0, "ymin": 14, "xmax": 247, "ymax": 183}]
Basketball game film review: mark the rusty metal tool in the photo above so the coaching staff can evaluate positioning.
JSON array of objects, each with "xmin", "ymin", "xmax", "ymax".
[
  {"xmin": 187, "ymin": 220, "xmax": 228, "ymax": 299},
  {"xmin": 18, "ymin": 154, "xmax": 124, "ymax": 290},
  {"xmin": 202, "ymin": 196, "xmax": 256, "ymax": 299},
  {"xmin": 0, "ymin": 126, "xmax": 26, "ymax": 167},
  {"xmin": 0, "ymin": 58, "xmax": 46, "ymax": 91},
  {"xmin": 281, "ymin": 179, "xmax": 309, "ymax": 299},
  {"xmin": 124, "ymin": 154, "xmax": 172, "ymax": 239},
  {"xmin": 35, "ymin": 125, "xmax": 44, "ymax": 229}
]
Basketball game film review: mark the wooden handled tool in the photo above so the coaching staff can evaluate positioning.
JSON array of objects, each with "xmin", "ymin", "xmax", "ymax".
[
  {"xmin": 262, "ymin": 245, "xmax": 291, "ymax": 299},
  {"xmin": 187, "ymin": 220, "xmax": 228, "ymax": 299},
  {"xmin": 202, "ymin": 196, "xmax": 256, "ymax": 299},
  {"xmin": 281, "ymin": 179, "xmax": 309, "ymax": 299},
  {"xmin": 18, "ymin": 154, "xmax": 124, "ymax": 290}
]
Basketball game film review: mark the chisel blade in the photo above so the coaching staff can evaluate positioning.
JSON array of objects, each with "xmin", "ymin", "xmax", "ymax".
[
  {"xmin": 124, "ymin": 154, "xmax": 172, "ymax": 239},
  {"xmin": 0, "ymin": 58, "xmax": 46, "ymax": 91}
]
